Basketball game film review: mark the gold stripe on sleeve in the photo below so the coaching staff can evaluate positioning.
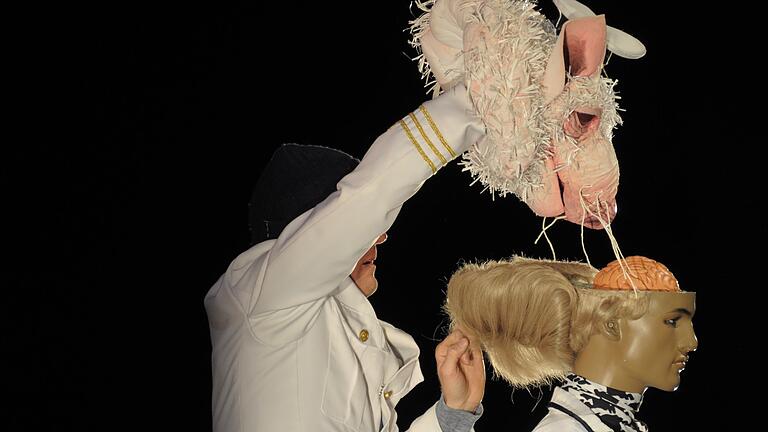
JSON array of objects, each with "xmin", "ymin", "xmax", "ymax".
[
  {"xmin": 398, "ymin": 119, "xmax": 436, "ymax": 173},
  {"xmin": 408, "ymin": 112, "xmax": 447, "ymax": 165},
  {"xmin": 419, "ymin": 105, "xmax": 457, "ymax": 158}
]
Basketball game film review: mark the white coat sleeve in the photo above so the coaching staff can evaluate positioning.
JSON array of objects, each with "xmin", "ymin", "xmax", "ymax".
[
  {"xmin": 406, "ymin": 403, "xmax": 442, "ymax": 432},
  {"xmin": 247, "ymin": 85, "xmax": 484, "ymax": 315},
  {"xmin": 405, "ymin": 402, "xmax": 479, "ymax": 432}
]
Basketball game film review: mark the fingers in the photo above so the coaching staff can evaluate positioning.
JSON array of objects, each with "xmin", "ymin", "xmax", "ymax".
[
  {"xmin": 435, "ymin": 329, "xmax": 467, "ymax": 363},
  {"xmin": 452, "ymin": 327, "xmax": 478, "ymax": 365},
  {"xmin": 460, "ymin": 347, "xmax": 485, "ymax": 378},
  {"xmin": 460, "ymin": 349, "xmax": 471, "ymax": 365},
  {"xmin": 440, "ymin": 336, "xmax": 469, "ymax": 373},
  {"xmin": 439, "ymin": 329, "xmax": 467, "ymax": 349},
  {"xmin": 437, "ymin": 329, "xmax": 486, "ymax": 412},
  {"xmin": 460, "ymin": 347, "xmax": 486, "ymax": 409}
]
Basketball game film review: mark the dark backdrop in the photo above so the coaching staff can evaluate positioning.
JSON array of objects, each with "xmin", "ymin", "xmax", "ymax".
[{"xmin": 14, "ymin": 0, "xmax": 760, "ymax": 430}]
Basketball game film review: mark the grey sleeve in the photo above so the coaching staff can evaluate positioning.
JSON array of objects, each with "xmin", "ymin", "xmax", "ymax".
[{"xmin": 435, "ymin": 395, "xmax": 484, "ymax": 432}]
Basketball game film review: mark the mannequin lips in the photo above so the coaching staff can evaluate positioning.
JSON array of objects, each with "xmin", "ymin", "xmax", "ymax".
[{"xmin": 673, "ymin": 356, "xmax": 688, "ymax": 369}]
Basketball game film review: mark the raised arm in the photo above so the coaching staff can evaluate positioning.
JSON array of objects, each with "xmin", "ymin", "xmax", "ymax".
[{"xmin": 245, "ymin": 85, "xmax": 483, "ymax": 315}]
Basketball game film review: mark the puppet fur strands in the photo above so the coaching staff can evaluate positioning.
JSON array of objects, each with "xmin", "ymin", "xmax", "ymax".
[
  {"xmin": 410, "ymin": 0, "xmax": 640, "ymax": 283},
  {"xmin": 408, "ymin": 0, "xmax": 622, "ymax": 206}
]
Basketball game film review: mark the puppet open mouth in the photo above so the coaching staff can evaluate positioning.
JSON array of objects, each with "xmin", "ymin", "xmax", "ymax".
[
  {"xmin": 558, "ymin": 109, "xmax": 619, "ymax": 229},
  {"xmin": 524, "ymin": 107, "xmax": 619, "ymax": 230},
  {"xmin": 564, "ymin": 111, "xmax": 600, "ymax": 140},
  {"xmin": 536, "ymin": 176, "xmax": 617, "ymax": 230}
]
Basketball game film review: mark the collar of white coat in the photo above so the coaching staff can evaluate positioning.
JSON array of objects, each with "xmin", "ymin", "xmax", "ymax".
[
  {"xmin": 335, "ymin": 278, "xmax": 379, "ymax": 319},
  {"xmin": 551, "ymin": 387, "xmax": 614, "ymax": 432},
  {"xmin": 334, "ymin": 280, "xmax": 423, "ymax": 375}
]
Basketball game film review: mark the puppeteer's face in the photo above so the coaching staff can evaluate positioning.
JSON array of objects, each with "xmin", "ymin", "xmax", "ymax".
[
  {"xmin": 350, "ymin": 233, "xmax": 388, "ymax": 297},
  {"xmin": 616, "ymin": 292, "xmax": 698, "ymax": 392}
]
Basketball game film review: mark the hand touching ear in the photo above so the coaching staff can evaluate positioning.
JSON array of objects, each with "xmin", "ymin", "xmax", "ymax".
[{"xmin": 435, "ymin": 328, "xmax": 485, "ymax": 412}]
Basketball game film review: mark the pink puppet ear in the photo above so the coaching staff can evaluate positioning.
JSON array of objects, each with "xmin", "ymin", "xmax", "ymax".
[
  {"xmin": 564, "ymin": 15, "xmax": 607, "ymax": 77},
  {"xmin": 542, "ymin": 15, "xmax": 607, "ymax": 103}
]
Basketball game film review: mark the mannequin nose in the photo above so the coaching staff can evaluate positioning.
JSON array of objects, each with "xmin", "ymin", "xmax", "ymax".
[{"xmin": 682, "ymin": 330, "xmax": 698, "ymax": 354}]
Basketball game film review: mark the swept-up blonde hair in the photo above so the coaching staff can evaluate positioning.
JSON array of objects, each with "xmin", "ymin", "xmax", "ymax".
[{"xmin": 445, "ymin": 256, "xmax": 649, "ymax": 388}]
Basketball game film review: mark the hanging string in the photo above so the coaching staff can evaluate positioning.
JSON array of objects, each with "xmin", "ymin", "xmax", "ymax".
[
  {"xmin": 535, "ymin": 215, "xmax": 566, "ymax": 260},
  {"xmin": 578, "ymin": 187, "xmax": 638, "ymax": 295}
]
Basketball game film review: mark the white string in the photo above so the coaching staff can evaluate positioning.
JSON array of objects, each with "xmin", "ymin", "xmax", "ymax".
[
  {"xmin": 535, "ymin": 215, "xmax": 566, "ymax": 260},
  {"xmin": 579, "ymin": 190, "xmax": 591, "ymax": 267},
  {"xmin": 578, "ymin": 187, "xmax": 638, "ymax": 295}
]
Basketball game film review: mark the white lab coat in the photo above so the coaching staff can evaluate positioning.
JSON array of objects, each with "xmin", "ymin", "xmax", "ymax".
[
  {"xmin": 205, "ymin": 86, "xmax": 484, "ymax": 432},
  {"xmin": 532, "ymin": 388, "xmax": 612, "ymax": 432}
]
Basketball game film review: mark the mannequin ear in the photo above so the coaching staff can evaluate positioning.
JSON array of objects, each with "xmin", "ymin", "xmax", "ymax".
[{"xmin": 602, "ymin": 319, "xmax": 621, "ymax": 341}]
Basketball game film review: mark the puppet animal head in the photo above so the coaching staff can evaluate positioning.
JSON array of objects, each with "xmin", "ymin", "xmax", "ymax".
[{"xmin": 411, "ymin": 0, "xmax": 645, "ymax": 229}]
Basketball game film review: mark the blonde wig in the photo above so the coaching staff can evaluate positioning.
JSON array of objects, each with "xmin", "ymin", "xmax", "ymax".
[{"xmin": 445, "ymin": 256, "xmax": 652, "ymax": 388}]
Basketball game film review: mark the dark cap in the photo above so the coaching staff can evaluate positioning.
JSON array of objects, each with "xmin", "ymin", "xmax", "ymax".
[{"xmin": 248, "ymin": 144, "xmax": 360, "ymax": 245}]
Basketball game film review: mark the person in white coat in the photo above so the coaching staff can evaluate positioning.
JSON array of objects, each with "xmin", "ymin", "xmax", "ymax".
[{"xmin": 204, "ymin": 84, "xmax": 487, "ymax": 432}]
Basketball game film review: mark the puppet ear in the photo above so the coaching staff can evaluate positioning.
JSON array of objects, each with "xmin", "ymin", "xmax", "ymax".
[
  {"xmin": 553, "ymin": 0, "xmax": 595, "ymax": 19},
  {"xmin": 553, "ymin": 0, "xmax": 646, "ymax": 59},
  {"xmin": 605, "ymin": 26, "xmax": 646, "ymax": 59},
  {"xmin": 542, "ymin": 15, "xmax": 607, "ymax": 103},
  {"xmin": 564, "ymin": 15, "xmax": 607, "ymax": 77}
]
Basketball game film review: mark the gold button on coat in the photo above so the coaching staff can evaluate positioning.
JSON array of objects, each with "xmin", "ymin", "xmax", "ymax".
[
  {"xmin": 358, "ymin": 329, "xmax": 369, "ymax": 342},
  {"xmin": 383, "ymin": 390, "xmax": 392, "ymax": 399}
]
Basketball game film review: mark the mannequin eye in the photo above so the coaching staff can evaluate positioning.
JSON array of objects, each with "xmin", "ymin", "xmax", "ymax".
[{"xmin": 664, "ymin": 317, "xmax": 680, "ymax": 328}]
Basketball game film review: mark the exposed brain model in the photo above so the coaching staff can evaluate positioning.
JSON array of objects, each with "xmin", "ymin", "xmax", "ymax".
[{"xmin": 594, "ymin": 256, "xmax": 681, "ymax": 292}]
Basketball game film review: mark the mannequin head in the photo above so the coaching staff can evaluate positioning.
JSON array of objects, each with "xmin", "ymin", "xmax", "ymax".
[
  {"xmin": 574, "ymin": 257, "xmax": 697, "ymax": 392},
  {"xmin": 574, "ymin": 290, "xmax": 697, "ymax": 392},
  {"xmin": 445, "ymin": 256, "xmax": 697, "ymax": 393}
]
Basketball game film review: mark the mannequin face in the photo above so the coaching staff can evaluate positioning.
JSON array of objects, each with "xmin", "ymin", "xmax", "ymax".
[
  {"xmin": 350, "ymin": 233, "xmax": 388, "ymax": 297},
  {"xmin": 614, "ymin": 292, "xmax": 698, "ymax": 392}
]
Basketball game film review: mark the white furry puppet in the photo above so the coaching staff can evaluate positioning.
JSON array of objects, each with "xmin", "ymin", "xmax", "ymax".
[{"xmin": 410, "ymin": 0, "xmax": 646, "ymax": 229}]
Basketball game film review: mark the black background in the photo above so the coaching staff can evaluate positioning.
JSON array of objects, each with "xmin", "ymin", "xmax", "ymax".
[{"xmin": 12, "ymin": 0, "xmax": 761, "ymax": 430}]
